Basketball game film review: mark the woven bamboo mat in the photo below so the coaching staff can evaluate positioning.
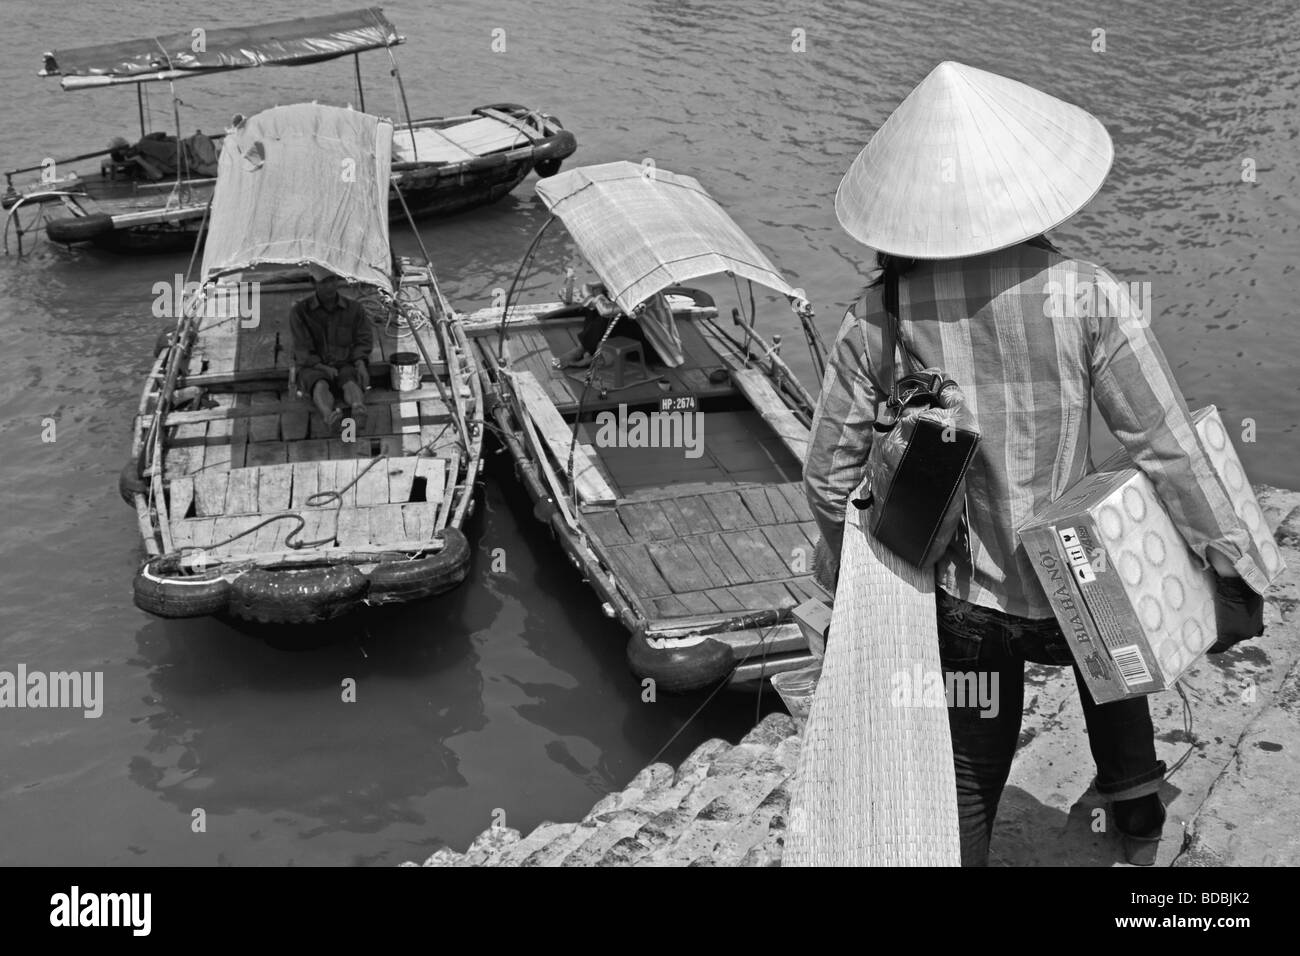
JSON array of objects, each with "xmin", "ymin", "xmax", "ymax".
[{"xmin": 784, "ymin": 494, "xmax": 961, "ymax": 866}]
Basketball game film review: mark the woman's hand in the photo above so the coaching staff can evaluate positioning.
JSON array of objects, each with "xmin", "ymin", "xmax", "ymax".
[{"xmin": 1208, "ymin": 548, "xmax": 1239, "ymax": 578}]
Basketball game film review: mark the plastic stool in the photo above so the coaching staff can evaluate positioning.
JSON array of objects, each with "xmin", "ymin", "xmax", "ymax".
[{"xmin": 597, "ymin": 336, "xmax": 649, "ymax": 388}]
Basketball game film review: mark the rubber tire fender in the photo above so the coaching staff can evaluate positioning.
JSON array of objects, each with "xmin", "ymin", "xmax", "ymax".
[
  {"xmin": 367, "ymin": 529, "xmax": 470, "ymax": 602},
  {"xmin": 228, "ymin": 565, "xmax": 369, "ymax": 625},
  {"xmin": 625, "ymin": 631, "xmax": 735, "ymax": 694},
  {"xmin": 134, "ymin": 556, "xmax": 231, "ymax": 618},
  {"xmin": 46, "ymin": 212, "xmax": 114, "ymax": 244},
  {"xmin": 119, "ymin": 459, "xmax": 148, "ymax": 506}
]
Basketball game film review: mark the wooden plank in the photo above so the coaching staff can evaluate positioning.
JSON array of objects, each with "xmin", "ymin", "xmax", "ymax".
[
  {"xmin": 603, "ymin": 543, "xmax": 674, "ymax": 598},
  {"xmin": 653, "ymin": 595, "xmax": 691, "ymax": 618},
  {"xmin": 702, "ymin": 490, "xmax": 757, "ymax": 531},
  {"xmin": 170, "ymin": 516, "xmax": 197, "ymax": 550},
  {"xmin": 690, "ymin": 533, "xmax": 752, "ymax": 586},
  {"xmin": 396, "ymin": 400, "xmax": 421, "ymax": 433},
  {"xmin": 328, "ymin": 460, "xmax": 360, "ymax": 508},
  {"xmin": 224, "ymin": 468, "xmax": 260, "ymax": 515},
  {"xmin": 168, "ymin": 475, "xmax": 195, "ymax": 522},
  {"xmin": 414, "ymin": 458, "xmax": 446, "ymax": 512},
  {"xmin": 165, "ymin": 384, "xmax": 454, "ymax": 426},
  {"xmin": 727, "ymin": 580, "xmax": 801, "ymax": 611},
  {"xmin": 438, "ymin": 452, "xmax": 459, "ymax": 529},
  {"xmin": 246, "ymin": 441, "xmax": 287, "ymax": 467},
  {"xmin": 401, "ymin": 502, "xmax": 435, "ymax": 542},
  {"xmin": 387, "ymin": 458, "xmax": 417, "ymax": 504},
  {"xmin": 674, "ymin": 590, "xmax": 721, "ymax": 615},
  {"xmin": 512, "ymin": 371, "xmax": 618, "ymax": 505},
  {"xmin": 739, "ymin": 486, "xmax": 777, "ymax": 525},
  {"xmin": 209, "ymin": 515, "xmax": 262, "ymax": 555},
  {"xmin": 720, "ymin": 529, "xmax": 790, "ymax": 581},
  {"xmin": 203, "ymin": 439, "xmax": 233, "ymax": 472},
  {"xmin": 257, "ymin": 464, "xmax": 293, "ymax": 513},
  {"xmin": 582, "ymin": 509, "xmax": 633, "ymax": 546},
  {"xmin": 365, "ymin": 403, "xmax": 392, "ymax": 436},
  {"xmin": 730, "ymin": 368, "xmax": 810, "ymax": 462},
  {"xmin": 193, "ymin": 472, "xmax": 229, "ymax": 517},
  {"xmin": 336, "ymin": 507, "xmax": 371, "ymax": 547},
  {"xmin": 294, "ymin": 506, "xmax": 335, "ymax": 548},
  {"xmin": 702, "ymin": 587, "xmax": 748, "ymax": 613},
  {"xmin": 172, "ymin": 517, "xmax": 217, "ymax": 550},
  {"xmin": 673, "ymin": 495, "xmax": 722, "ymax": 533},
  {"xmin": 615, "ymin": 501, "xmax": 675, "ymax": 541},
  {"xmin": 287, "ymin": 439, "xmax": 330, "ymax": 463},
  {"xmin": 281, "ymin": 405, "xmax": 310, "ymax": 442},
  {"xmin": 645, "ymin": 540, "xmax": 713, "ymax": 594},
  {"xmin": 354, "ymin": 458, "xmax": 391, "ymax": 507},
  {"xmin": 368, "ymin": 504, "xmax": 408, "ymax": 545},
  {"xmin": 766, "ymin": 484, "xmax": 802, "ymax": 524},
  {"xmin": 290, "ymin": 461, "xmax": 320, "ymax": 508},
  {"xmin": 762, "ymin": 524, "xmax": 814, "ymax": 575},
  {"xmin": 776, "ymin": 483, "xmax": 814, "ymax": 522},
  {"xmin": 253, "ymin": 517, "xmax": 290, "ymax": 554},
  {"xmin": 679, "ymin": 536, "xmax": 736, "ymax": 589}
]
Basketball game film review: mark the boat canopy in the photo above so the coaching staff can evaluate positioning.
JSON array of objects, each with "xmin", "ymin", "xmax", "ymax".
[
  {"xmin": 534, "ymin": 161, "xmax": 801, "ymax": 317},
  {"xmin": 41, "ymin": 8, "xmax": 401, "ymax": 90},
  {"xmin": 200, "ymin": 103, "xmax": 393, "ymax": 292}
]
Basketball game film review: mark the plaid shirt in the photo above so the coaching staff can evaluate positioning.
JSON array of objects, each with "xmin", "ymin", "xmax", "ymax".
[{"xmin": 804, "ymin": 242, "xmax": 1270, "ymax": 619}]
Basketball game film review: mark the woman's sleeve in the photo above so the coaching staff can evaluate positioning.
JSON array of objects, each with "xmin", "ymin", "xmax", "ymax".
[
  {"xmin": 803, "ymin": 307, "xmax": 883, "ymax": 564},
  {"xmin": 1088, "ymin": 268, "xmax": 1271, "ymax": 596}
]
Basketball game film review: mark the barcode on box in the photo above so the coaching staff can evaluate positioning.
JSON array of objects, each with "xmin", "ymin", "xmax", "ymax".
[{"xmin": 1111, "ymin": 645, "xmax": 1153, "ymax": 687}]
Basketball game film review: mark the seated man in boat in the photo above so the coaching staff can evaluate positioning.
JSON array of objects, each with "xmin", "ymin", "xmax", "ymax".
[
  {"xmin": 290, "ymin": 264, "xmax": 373, "ymax": 431},
  {"xmin": 552, "ymin": 283, "xmax": 664, "ymax": 368}
]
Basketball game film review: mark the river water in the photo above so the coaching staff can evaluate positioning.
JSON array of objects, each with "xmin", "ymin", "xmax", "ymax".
[{"xmin": 1, "ymin": 0, "xmax": 1297, "ymax": 864}]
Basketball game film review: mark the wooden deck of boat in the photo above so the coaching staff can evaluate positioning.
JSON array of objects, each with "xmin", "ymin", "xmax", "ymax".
[
  {"xmin": 157, "ymin": 283, "xmax": 465, "ymax": 559},
  {"xmin": 472, "ymin": 305, "xmax": 821, "ymax": 623},
  {"xmin": 582, "ymin": 485, "xmax": 822, "ymax": 620}
]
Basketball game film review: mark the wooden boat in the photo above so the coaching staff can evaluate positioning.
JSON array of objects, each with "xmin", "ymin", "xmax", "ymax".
[
  {"xmin": 2, "ymin": 8, "xmax": 575, "ymax": 255},
  {"xmin": 126, "ymin": 103, "xmax": 483, "ymax": 625},
  {"xmin": 465, "ymin": 161, "xmax": 830, "ymax": 692}
]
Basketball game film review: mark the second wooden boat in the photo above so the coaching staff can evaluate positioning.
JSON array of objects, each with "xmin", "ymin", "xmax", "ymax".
[
  {"xmin": 126, "ymin": 103, "xmax": 483, "ymax": 625},
  {"xmin": 466, "ymin": 161, "xmax": 830, "ymax": 692}
]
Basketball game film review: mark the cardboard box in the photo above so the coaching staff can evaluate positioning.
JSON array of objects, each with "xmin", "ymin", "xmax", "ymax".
[{"xmin": 1019, "ymin": 406, "xmax": 1283, "ymax": 703}]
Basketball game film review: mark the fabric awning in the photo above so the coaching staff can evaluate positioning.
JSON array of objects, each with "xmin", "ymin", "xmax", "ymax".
[
  {"xmin": 200, "ymin": 103, "xmax": 393, "ymax": 291},
  {"xmin": 42, "ymin": 8, "xmax": 400, "ymax": 90},
  {"xmin": 534, "ymin": 161, "xmax": 798, "ymax": 316}
]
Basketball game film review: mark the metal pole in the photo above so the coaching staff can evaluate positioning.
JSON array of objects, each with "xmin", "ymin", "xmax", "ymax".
[
  {"xmin": 137, "ymin": 84, "xmax": 146, "ymax": 138},
  {"xmin": 384, "ymin": 46, "xmax": 417, "ymax": 162},
  {"xmin": 354, "ymin": 54, "xmax": 366, "ymax": 113}
]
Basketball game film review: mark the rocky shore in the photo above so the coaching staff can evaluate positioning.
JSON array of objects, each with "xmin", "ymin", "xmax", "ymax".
[{"xmin": 410, "ymin": 485, "xmax": 1300, "ymax": 867}]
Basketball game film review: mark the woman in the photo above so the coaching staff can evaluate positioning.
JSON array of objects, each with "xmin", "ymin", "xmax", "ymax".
[{"xmin": 804, "ymin": 61, "xmax": 1269, "ymax": 866}]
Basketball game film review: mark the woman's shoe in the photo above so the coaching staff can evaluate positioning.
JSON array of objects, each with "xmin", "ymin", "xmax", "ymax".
[{"xmin": 1114, "ymin": 795, "xmax": 1166, "ymax": 866}]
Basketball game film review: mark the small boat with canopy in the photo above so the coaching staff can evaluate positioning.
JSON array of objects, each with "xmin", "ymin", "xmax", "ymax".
[
  {"xmin": 127, "ymin": 103, "xmax": 483, "ymax": 625},
  {"xmin": 3, "ymin": 8, "xmax": 576, "ymax": 254},
  {"xmin": 463, "ymin": 161, "xmax": 829, "ymax": 691}
]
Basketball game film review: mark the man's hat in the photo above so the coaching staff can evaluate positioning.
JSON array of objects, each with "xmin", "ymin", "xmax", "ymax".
[
  {"xmin": 835, "ymin": 61, "xmax": 1113, "ymax": 259},
  {"xmin": 304, "ymin": 262, "xmax": 336, "ymax": 282}
]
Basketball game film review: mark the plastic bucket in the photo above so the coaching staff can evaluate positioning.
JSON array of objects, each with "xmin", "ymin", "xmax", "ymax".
[
  {"xmin": 390, "ymin": 351, "xmax": 421, "ymax": 392},
  {"xmin": 770, "ymin": 663, "xmax": 822, "ymax": 732}
]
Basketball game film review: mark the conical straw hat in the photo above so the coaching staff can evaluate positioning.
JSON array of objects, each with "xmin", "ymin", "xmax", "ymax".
[{"xmin": 835, "ymin": 61, "xmax": 1113, "ymax": 259}]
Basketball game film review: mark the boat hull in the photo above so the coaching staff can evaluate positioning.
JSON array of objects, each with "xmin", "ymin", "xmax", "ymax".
[{"xmin": 35, "ymin": 111, "xmax": 577, "ymax": 252}]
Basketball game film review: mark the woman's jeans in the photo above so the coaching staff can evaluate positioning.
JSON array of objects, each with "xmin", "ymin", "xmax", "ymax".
[{"xmin": 936, "ymin": 590, "xmax": 1166, "ymax": 866}]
